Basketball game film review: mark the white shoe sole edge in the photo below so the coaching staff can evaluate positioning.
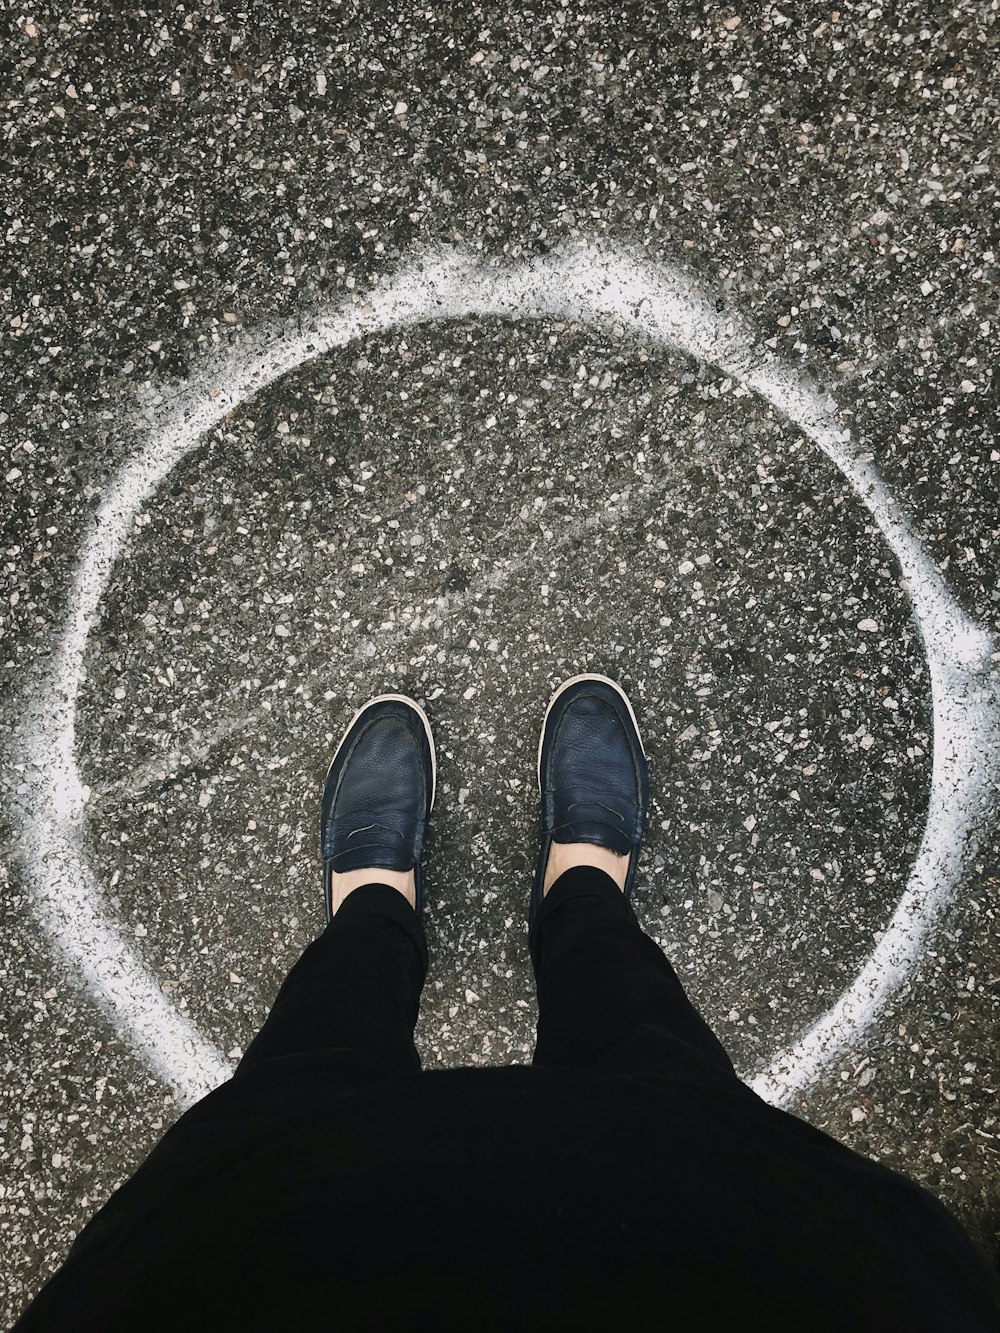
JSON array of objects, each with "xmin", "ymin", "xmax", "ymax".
[{"xmin": 536, "ymin": 672, "xmax": 647, "ymax": 793}]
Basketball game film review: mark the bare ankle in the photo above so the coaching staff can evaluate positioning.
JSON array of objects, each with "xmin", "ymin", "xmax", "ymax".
[
  {"xmin": 328, "ymin": 867, "xmax": 416, "ymax": 917},
  {"xmin": 542, "ymin": 842, "xmax": 629, "ymax": 896}
]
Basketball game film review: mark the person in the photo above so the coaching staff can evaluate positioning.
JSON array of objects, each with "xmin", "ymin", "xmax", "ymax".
[{"xmin": 13, "ymin": 674, "xmax": 1000, "ymax": 1330}]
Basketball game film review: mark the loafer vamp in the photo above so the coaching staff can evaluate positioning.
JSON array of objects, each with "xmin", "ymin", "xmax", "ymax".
[
  {"xmin": 323, "ymin": 713, "xmax": 429, "ymax": 874},
  {"xmin": 542, "ymin": 702, "xmax": 643, "ymax": 855}
]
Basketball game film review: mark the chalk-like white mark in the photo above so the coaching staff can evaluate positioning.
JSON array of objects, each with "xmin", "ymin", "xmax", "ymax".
[{"xmin": 12, "ymin": 240, "xmax": 999, "ymax": 1108}]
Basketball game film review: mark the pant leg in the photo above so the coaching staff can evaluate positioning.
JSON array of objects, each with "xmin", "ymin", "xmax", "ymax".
[
  {"xmin": 45, "ymin": 884, "xmax": 428, "ymax": 1280},
  {"xmin": 529, "ymin": 865, "xmax": 737, "ymax": 1080},
  {"xmin": 236, "ymin": 881, "xmax": 428, "ymax": 1079}
]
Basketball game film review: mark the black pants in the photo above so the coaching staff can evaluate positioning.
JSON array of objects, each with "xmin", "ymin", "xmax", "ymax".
[
  {"xmin": 237, "ymin": 864, "xmax": 736, "ymax": 1089},
  {"xmin": 21, "ymin": 866, "xmax": 1000, "ymax": 1331}
]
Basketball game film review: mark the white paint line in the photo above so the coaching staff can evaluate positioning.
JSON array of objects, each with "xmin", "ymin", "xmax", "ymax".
[
  {"xmin": 12, "ymin": 239, "xmax": 999, "ymax": 1109},
  {"xmin": 752, "ymin": 663, "xmax": 1000, "ymax": 1102}
]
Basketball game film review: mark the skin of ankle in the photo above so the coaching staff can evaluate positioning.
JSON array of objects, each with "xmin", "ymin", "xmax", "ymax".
[
  {"xmin": 327, "ymin": 843, "xmax": 628, "ymax": 915},
  {"xmin": 542, "ymin": 841, "xmax": 629, "ymax": 896},
  {"xmin": 328, "ymin": 867, "xmax": 416, "ymax": 916}
]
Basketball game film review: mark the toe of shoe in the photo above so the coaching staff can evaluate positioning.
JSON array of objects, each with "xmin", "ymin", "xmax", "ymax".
[{"xmin": 539, "ymin": 678, "xmax": 649, "ymax": 843}]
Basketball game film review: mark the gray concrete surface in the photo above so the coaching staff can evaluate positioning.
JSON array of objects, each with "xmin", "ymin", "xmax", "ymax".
[{"xmin": 3, "ymin": 0, "xmax": 999, "ymax": 1320}]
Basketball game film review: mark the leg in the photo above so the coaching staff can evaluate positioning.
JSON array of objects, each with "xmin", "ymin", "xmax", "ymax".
[
  {"xmin": 529, "ymin": 676, "xmax": 736, "ymax": 1085},
  {"xmin": 529, "ymin": 864, "xmax": 737, "ymax": 1081},
  {"xmin": 236, "ymin": 881, "xmax": 428, "ymax": 1081},
  {"xmin": 254, "ymin": 687, "xmax": 435, "ymax": 1085},
  {"xmin": 31, "ymin": 695, "xmax": 437, "ymax": 1298},
  {"xmin": 51, "ymin": 882, "xmax": 427, "ymax": 1275}
]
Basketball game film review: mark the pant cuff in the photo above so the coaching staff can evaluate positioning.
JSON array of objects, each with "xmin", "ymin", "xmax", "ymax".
[
  {"xmin": 328, "ymin": 882, "xmax": 429, "ymax": 983},
  {"xmin": 529, "ymin": 864, "xmax": 637, "ymax": 975}
]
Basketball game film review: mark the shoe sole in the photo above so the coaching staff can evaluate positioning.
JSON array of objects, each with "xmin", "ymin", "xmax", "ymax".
[
  {"xmin": 536, "ymin": 671, "xmax": 647, "ymax": 792},
  {"xmin": 325, "ymin": 692, "xmax": 437, "ymax": 811}
]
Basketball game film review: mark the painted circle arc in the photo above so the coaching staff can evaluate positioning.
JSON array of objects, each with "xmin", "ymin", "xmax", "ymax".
[{"xmin": 16, "ymin": 241, "xmax": 998, "ymax": 1109}]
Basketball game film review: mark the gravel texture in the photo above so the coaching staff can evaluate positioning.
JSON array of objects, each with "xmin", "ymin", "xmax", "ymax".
[{"xmin": 3, "ymin": 1, "xmax": 999, "ymax": 1321}]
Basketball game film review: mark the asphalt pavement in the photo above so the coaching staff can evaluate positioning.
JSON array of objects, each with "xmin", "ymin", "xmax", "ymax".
[{"xmin": 3, "ymin": 1, "xmax": 999, "ymax": 1320}]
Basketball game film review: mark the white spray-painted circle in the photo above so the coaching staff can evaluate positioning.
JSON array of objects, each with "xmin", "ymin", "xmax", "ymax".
[{"xmin": 14, "ymin": 240, "xmax": 1000, "ymax": 1108}]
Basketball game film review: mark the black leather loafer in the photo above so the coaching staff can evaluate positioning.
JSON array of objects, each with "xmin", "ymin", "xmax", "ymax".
[
  {"xmin": 320, "ymin": 694, "xmax": 436, "ymax": 923},
  {"xmin": 530, "ymin": 673, "xmax": 650, "ymax": 933}
]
